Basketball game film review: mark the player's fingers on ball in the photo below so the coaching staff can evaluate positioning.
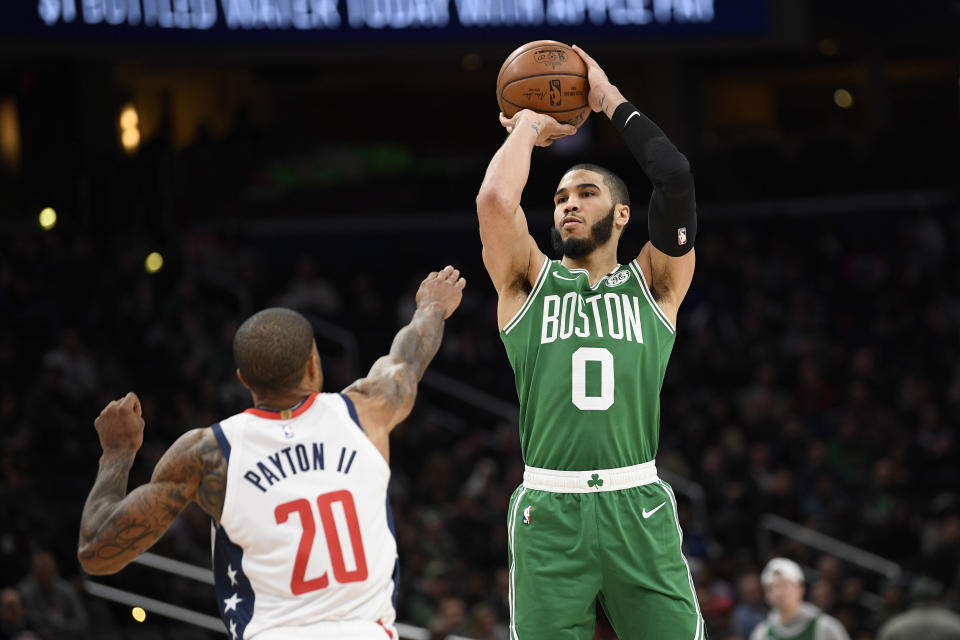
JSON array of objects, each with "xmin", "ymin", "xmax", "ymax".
[
  {"xmin": 456, "ymin": 277, "xmax": 466, "ymax": 289},
  {"xmin": 572, "ymin": 45, "xmax": 594, "ymax": 64},
  {"xmin": 426, "ymin": 271, "xmax": 438, "ymax": 282}
]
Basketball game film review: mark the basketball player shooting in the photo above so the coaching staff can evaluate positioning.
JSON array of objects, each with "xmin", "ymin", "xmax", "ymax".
[
  {"xmin": 476, "ymin": 46, "xmax": 702, "ymax": 639},
  {"xmin": 77, "ymin": 266, "xmax": 466, "ymax": 640}
]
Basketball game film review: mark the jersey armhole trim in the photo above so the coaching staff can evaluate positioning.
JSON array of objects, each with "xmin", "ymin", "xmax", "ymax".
[
  {"xmin": 629, "ymin": 260, "xmax": 676, "ymax": 334},
  {"xmin": 339, "ymin": 393, "xmax": 365, "ymax": 432},
  {"xmin": 211, "ymin": 422, "xmax": 231, "ymax": 460},
  {"xmin": 502, "ymin": 257, "xmax": 551, "ymax": 335}
]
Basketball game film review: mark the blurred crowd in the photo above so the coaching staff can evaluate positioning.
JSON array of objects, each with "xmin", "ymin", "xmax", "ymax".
[{"xmin": 1, "ymin": 204, "xmax": 959, "ymax": 640}]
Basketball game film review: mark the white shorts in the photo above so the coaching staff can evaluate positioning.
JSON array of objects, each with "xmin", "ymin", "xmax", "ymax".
[{"xmin": 253, "ymin": 620, "xmax": 398, "ymax": 640}]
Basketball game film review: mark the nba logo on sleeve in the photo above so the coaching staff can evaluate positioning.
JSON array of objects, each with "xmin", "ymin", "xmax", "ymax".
[
  {"xmin": 282, "ymin": 424, "xmax": 295, "ymax": 439},
  {"xmin": 677, "ymin": 227, "xmax": 687, "ymax": 246},
  {"xmin": 522, "ymin": 506, "xmax": 532, "ymax": 525}
]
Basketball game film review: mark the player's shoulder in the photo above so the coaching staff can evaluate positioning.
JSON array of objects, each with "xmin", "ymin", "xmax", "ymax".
[
  {"xmin": 151, "ymin": 426, "xmax": 225, "ymax": 486},
  {"xmin": 170, "ymin": 425, "xmax": 219, "ymax": 451},
  {"xmin": 186, "ymin": 426, "xmax": 225, "ymax": 464}
]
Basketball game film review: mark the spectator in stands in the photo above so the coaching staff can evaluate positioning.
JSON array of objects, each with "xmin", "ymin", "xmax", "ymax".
[
  {"xmin": 466, "ymin": 602, "xmax": 507, "ymax": 640},
  {"xmin": 867, "ymin": 580, "xmax": 905, "ymax": 631},
  {"xmin": 16, "ymin": 552, "xmax": 87, "ymax": 640},
  {"xmin": 0, "ymin": 589, "xmax": 34, "ymax": 640},
  {"xmin": 428, "ymin": 596, "xmax": 467, "ymax": 640},
  {"xmin": 876, "ymin": 577, "xmax": 960, "ymax": 640},
  {"xmin": 731, "ymin": 570, "xmax": 767, "ymax": 639},
  {"xmin": 749, "ymin": 558, "xmax": 849, "ymax": 640}
]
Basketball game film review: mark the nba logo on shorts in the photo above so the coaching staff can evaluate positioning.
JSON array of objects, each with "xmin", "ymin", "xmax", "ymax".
[
  {"xmin": 522, "ymin": 506, "xmax": 532, "ymax": 524},
  {"xmin": 677, "ymin": 227, "xmax": 687, "ymax": 246},
  {"xmin": 282, "ymin": 424, "xmax": 295, "ymax": 439}
]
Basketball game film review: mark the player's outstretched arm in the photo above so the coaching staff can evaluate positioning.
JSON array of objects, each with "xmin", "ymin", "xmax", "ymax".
[
  {"xmin": 77, "ymin": 393, "xmax": 225, "ymax": 575},
  {"xmin": 476, "ymin": 111, "xmax": 574, "ymax": 325},
  {"xmin": 574, "ymin": 45, "xmax": 696, "ymax": 324},
  {"xmin": 344, "ymin": 266, "xmax": 465, "ymax": 459}
]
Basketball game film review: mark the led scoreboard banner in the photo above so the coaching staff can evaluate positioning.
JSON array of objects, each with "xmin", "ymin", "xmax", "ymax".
[{"xmin": 2, "ymin": 0, "xmax": 767, "ymax": 43}]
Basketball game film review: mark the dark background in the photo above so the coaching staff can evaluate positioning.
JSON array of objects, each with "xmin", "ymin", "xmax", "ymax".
[{"xmin": 1, "ymin": 1, "xmax": 959, "ymax": 639}]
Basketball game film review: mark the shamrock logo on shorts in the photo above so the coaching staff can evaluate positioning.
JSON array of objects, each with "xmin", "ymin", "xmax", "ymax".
[{"xmin": 587, "ymin": 473, "xmax": 604, "ymax": 489}]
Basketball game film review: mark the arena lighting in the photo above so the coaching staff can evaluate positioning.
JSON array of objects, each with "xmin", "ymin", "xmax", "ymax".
[
  {"xmin": 0, "ymin": 98, "xmax": 21, "ymax": 171},
  {"xmin": 38, "ymin": 207, "xmax": 57, "ymax": 230},
  {"xmin": 119, "ymin": 103, "xmax": 140, "ymax": 153},
  {"xmin": 145, "ymin": 252, "xmax": 163, "ymax": 274},
  {"xmin": 120, "ymin": 105, "xmax": 139, "ymax": 130},
  {"xmin": 833, "ymin": 89, "xmax": 854, "ymax": 109},
  {"xmin": 121, "ymin": 127, "xmax": 141, "ymax": 150},
  {"xmin": 131, "ymin": 607, "xmax": 147, "ymax": 623}
]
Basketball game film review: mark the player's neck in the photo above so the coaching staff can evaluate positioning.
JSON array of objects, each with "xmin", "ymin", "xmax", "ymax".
[
  {"xmin": 561, "ymin": 248, "xmax": 619, "ymax": 286},
  {"xmin": 251, "ymin": 387, "xmax": 315, "ymax": 412}
]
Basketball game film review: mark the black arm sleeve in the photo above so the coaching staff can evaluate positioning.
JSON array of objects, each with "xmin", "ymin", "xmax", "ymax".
[{"xmin": 612, "ymin": 102, "xmax": 696, "ymax": 257}]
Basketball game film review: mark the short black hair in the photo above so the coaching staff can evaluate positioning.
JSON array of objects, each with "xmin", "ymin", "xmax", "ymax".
[
  {"xmin": 564, "ymin": 163, "xmax": 630, "ymax": 208},
  {"xmin": 233, "ymin": 308, "xmax": 314, "ymax": 393}
]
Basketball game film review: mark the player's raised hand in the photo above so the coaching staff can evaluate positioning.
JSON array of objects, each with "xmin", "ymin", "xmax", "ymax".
[
  {"xmin": 499, "ymin": 110, "xmax": 577, "ymax": 147},
  {"xmin": 416, "ymin": 266, "xmax": 466, "ymax": 319},
  {"xmin": 94, "ymin": 391, "xmax": 145, "ymax": 455},
  {"xmin": 572, "ymin": 45, "xmax": 620, "ymax": 115}
]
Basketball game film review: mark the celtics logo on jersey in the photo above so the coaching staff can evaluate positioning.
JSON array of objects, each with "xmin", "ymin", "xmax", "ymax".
[{"xmin": 605, "ymin": 271, "xmax": 630, "ymax": 287}]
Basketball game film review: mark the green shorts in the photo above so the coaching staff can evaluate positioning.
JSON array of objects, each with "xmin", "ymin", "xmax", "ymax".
[{"xmin": 506, "ymin": 465, "xmax": 704, "ymax": 640}]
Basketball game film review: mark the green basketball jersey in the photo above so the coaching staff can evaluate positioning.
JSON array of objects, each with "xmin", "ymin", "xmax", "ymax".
[{"xmin": 500, "ymin": 258, "xmax": 677, "ymax": 470}]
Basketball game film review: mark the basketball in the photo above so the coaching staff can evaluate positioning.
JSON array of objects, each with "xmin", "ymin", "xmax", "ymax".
[{"xmin": 496, "ymin": 40, "xmax": 591, "ymax": 128}]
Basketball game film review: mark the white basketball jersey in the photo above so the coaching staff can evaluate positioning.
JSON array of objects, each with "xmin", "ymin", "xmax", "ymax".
[{"xmin": 210, "ymin": 393, "xmax": 398, "ymax": 640}]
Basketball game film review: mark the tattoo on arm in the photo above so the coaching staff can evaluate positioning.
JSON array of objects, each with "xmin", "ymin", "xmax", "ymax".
[
  {"xmin": 389, "ymin": 307, "xmax": 445, "ymax": 381},
  {"xmin": 78, "ymin": 429, "xmax": 226, "ymax": 573},
  {"xmin": 78, "ymin": 451, "xmax": 137, "ymax": 561},
  {"xmin": 531, "ymin": 122, "xmax": 541, "ymax": 136}
]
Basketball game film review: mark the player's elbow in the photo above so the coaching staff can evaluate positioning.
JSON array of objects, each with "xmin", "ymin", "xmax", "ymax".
[
  {"xmin": 646, "ymin": 138, "xmax": 694, "ymax": 194},
  {"xmin": 77, "ymin": 546, "xmax": 123, "ymax": 575},
  {"xmin": 476, "ymin": 188, "xmax": 514, "ymax": 220}
]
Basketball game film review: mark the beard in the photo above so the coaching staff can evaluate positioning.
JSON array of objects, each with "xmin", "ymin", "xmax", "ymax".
[{"xmin": 550, "ymin": 206, "xmax": 616, "ymax": 259}]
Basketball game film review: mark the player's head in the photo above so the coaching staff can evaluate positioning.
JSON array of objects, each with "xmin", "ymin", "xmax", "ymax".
[
  {"xmin": 761, "ymin": 558, "xmax": 805, "ymax": 611},
  {"xmin": 551, "ymin": 164, "xmax": 630, "ymax": 259},
  {"xmin": 233, "ymin": 307, "xmax": 322, "ymax": 396}
]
